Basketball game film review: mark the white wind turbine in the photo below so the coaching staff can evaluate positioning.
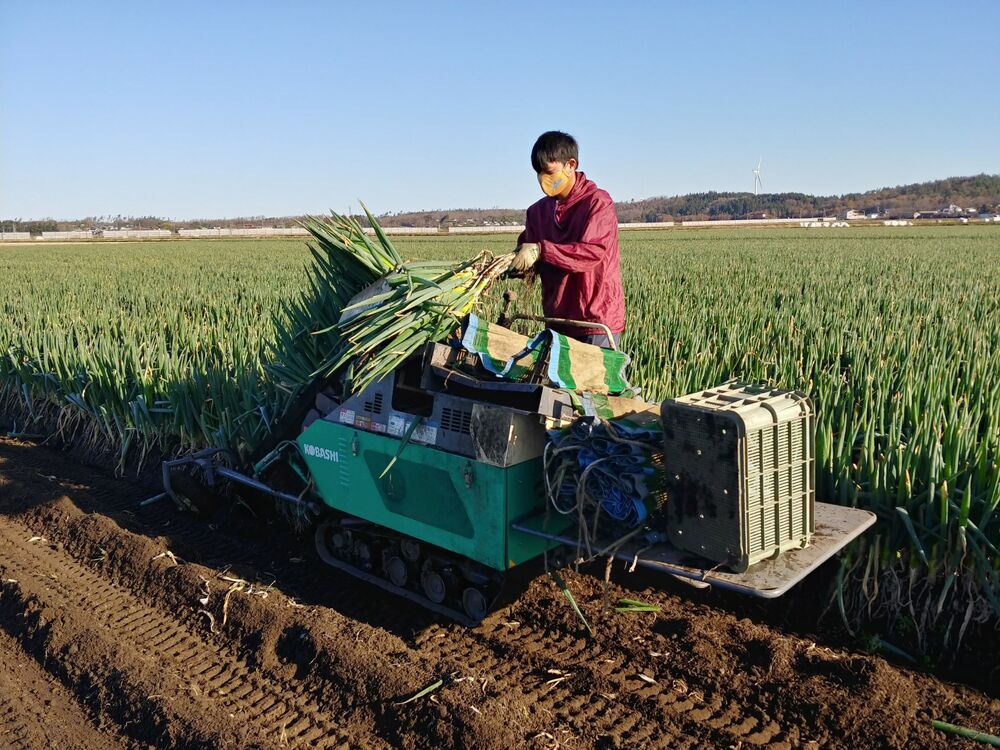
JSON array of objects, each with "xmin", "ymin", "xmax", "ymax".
[{"xmin": 753, "ymin": 157, "xmax": 763, "ymax": 196}]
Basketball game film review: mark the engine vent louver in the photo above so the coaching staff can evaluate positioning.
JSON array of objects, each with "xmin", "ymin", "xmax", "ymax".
[
  {"xmin": 440, "ymin": 407, "xmax": 472, "ymax": 435},
  {"xmin": 363, "ymin": 393, "xmax": 384, "ymax": 415}
]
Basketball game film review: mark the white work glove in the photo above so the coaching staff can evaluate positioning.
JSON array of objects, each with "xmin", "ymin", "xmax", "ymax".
[{"xmin": 510, "ymin": 243, "xmax": 540, "ymax": 272}]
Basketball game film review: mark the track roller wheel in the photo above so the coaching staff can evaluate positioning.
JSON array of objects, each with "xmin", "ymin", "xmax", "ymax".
[
  {"xmin": 385, "ymin": 555, "xmax": 409, "ymax": 588},
  {"xmin": 314, "ymin": 519, "xmax": 340, "ymax": 565},
  {"xmin": 354, "ymin": 540, "xmax": 373, "ymax": 570},
  {"xmin": 421, "ymin": 569, "xmax": 447, "ymax": 604},
  {"xmin": 400, "ymin": 538, "xmax": 421, "ymax": 563},
  {"xmin": 461, "ymin": 587, "xmax": 488, "ymax": 622},
  {"xmin": 421, "ymin": 564, "xmax": 459, "ymax": 604}
]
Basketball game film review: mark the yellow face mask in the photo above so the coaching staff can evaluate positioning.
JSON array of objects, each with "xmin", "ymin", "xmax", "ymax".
[{"xmin": 538, "ymin": 168, "xmax": 574, "ymax": 198}]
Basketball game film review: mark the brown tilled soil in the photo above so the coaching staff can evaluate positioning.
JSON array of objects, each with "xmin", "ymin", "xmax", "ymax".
[{"xmin": 0, "ymin": 435, "xmax": 997, "ymax": 750}]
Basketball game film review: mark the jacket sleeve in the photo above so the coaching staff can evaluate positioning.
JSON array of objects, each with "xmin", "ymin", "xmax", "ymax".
[{"xmin": 538, "ymin": 197, "xmax": 616, "ymax": 272}]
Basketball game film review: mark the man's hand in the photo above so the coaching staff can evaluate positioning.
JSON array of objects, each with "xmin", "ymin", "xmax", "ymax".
[{"xmin": 510, "ymin": 243, "xmax": 540, "ymax": 272}]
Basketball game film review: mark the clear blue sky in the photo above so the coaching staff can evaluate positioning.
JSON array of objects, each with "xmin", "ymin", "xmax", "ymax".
[{"xmin": 2, "ymin": 1, "xmax": 998, "ymax": 220}]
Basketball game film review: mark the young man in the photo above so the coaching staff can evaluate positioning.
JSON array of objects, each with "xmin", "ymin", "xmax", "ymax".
[{"xmin": 510, "ymin": 131, "xmax": 625, "ymax": 348}]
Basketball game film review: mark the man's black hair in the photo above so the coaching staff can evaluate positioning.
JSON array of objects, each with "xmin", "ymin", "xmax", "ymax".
[{"xmin": 530, "ymin": 131, "xmax": 578, "ymax": 173}]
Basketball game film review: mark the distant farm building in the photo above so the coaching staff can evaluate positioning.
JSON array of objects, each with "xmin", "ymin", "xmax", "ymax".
[
  {"xmin": 841, "ymin": 208, "xmax": 880, "ymax": 220},
  {"xmin": 103, "ymin": 229, "xmax": 172, "ymax": 239},
  {"xmin": 178, "ymin": 227, "xmax": 310, "ymax": 238},
  {"xmin": 915, "ymin": 204, "xmax": 979, "ymax": 220},
  {"xmin": 40, "ymin": 230, "xmax": 92, "ymax": 240}
]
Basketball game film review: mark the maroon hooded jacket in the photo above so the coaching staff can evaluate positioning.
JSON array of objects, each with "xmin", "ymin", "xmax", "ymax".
[{"xmin": 517, "ymin": 172, "xmax": 625, "ymax": 335}]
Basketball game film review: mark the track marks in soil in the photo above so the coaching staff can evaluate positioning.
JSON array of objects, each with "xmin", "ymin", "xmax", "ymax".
[
  {"xmin": 412, "ymin": 615, "xmax": 763, "ymax": 750},
  {"xmin": 4, "ymin": 478, "xmax": 549, "ymax": 750},
  {"xmin": 475, "ymin": 577, "xmax": 1000, "ymax": 750},
  {"xmin": 460, "ymin": 615, "xmax": 789, "ymax": 749},
  {"xmin": 0, "ymin": 516, "xmax": 379, "ymax": 750}
]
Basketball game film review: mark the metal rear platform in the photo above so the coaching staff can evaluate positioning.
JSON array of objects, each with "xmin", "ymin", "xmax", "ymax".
[{"xmin": 511, "ymin": 502, "xmax": 876, "ymax": 598}]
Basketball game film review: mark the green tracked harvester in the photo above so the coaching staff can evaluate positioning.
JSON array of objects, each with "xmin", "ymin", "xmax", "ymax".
[{"xmin": 159, "ymin": 314, "xmax": 875, "ymax": 625}]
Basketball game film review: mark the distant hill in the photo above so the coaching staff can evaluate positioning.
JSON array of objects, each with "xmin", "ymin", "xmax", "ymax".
[
  {"xmin": 613, "ymin": 174, "xmax": 1000, "ymax": 223},
  {"xmin": 373, "ymin": 174, "xmax": 1000, "ymax": 226},
  {"xmin": 6, "ymin": 175, "xmax": 998, "ymax": 233}
]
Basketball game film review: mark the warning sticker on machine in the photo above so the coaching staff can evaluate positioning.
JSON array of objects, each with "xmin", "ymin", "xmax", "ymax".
[
  {"xmin": 338, "ymin": 408, "xmax": 387, "ymax": 434},
  {"xmin": 357, "ymin": 415, "xmax": 385, "ymax": 433},
  {"xmin": 387, "ymin": 415, "xmax": 438, "ymax": 446}
]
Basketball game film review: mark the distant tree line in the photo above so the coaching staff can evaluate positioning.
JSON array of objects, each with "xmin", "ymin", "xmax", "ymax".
[
  {"xmin": 614, "ymin": 174, "xmax": 1000, "ymax": 222},
  {"xmin": 4, "ymin": 175, "xmax": 997, "ymax": 233},
  {"xmin": 370, "ymin": 174, "xmax": 1000, "ymax": 225}
]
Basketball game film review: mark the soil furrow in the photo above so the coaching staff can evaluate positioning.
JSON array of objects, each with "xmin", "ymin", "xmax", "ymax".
[
  {"xmin": 0, "ymin": 515, "xmax": 375, "ymax": 750},
  {"xmin": 0, "ymin": 626, "xmax": 131, "ymax": 750}
]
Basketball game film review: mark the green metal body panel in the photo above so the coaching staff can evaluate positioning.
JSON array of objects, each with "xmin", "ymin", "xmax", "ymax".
[{"xmin": 298, "ymin": 419, "xmax": 557, "ymax": 571}]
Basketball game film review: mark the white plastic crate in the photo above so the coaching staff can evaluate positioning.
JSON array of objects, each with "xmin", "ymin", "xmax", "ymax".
[{"xmin": 659, "ymin": 381, "xmax": 815, "ymax": 572}]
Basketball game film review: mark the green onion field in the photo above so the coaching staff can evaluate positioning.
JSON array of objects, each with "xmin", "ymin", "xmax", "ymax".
[{"xmin": 2, "ymin": 225, "xmax": 999, "ymax": 659}]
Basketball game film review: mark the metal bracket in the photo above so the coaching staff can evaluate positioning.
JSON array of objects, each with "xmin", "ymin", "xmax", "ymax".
[
  {"xmin": 158, "ymin": 447, "xmax": 321, "ymax": 516},
  {"xmin": 497, "ymin": 291, "xmax": 620, "ymax": 352}
]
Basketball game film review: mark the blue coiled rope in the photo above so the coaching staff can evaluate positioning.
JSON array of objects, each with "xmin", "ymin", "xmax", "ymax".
[{"xmin": 544, "ymin": 416, "xmax": 663, "ymax": 536}]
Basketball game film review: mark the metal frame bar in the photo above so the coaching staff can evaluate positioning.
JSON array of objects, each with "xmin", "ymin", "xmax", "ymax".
[
  {"xmin": 508, "ymin": 314, "xmax": 619, "ymax": 351},
  {"xmin": 159, "ymin": 447, "xmax": 321, "ymax": 515},
  {"xmin": 498, "ymin": 291, "xmax": 619, "ymax": 352}
]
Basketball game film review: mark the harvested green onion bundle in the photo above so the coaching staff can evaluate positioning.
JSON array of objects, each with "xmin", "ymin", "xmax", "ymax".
[
  {"xmin": 265, "ymin": 207, "xmax": 398, "ymax": 395},
  {"xmin": 269, "ymin": 206, "xmax": 513, "ymax": 398},
  {"xmin": 327, "ymin": 250, "xmax": 514, "ymax": 393}
]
